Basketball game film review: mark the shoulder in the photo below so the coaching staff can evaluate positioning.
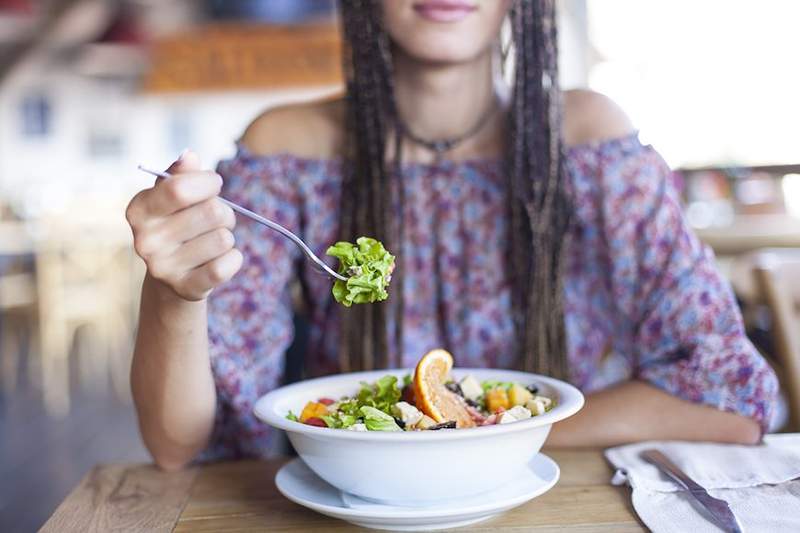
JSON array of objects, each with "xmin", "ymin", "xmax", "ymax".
[
  {"xmin": 239, "ymin": 96, "xmax": 346, "ymax": 159},
  {"xmin": 562, "ymin": 89, "xmax": 635, "ymax": 147}
]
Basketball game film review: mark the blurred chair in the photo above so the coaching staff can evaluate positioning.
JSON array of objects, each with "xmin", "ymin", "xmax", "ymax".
[
  {"xmin": 0, "ymin": 221, "xmax": 37, "ymax": 396},
  {"xmin": 731, "ymin": 248, "xmax": 800, "ymax": 432},
  {"xmin": 35, "ymin": 215, "xmax": 137, "ymax": 416}
]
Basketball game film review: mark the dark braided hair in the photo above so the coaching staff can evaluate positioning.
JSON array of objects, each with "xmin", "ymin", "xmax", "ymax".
[{"xmin": 337, "ymin": 0, "xmax": 571, "ymax": 380}]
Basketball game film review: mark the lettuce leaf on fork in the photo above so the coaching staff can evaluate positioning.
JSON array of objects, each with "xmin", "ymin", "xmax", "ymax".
[{"xmin": 327, "ymin": 237, "xmax": 395, "ymax": 307}]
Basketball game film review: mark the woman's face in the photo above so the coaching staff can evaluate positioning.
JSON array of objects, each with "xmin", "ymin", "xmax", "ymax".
[{"xmin": 381, "ymin": 0, "xmax": 512, "ymax": 64}]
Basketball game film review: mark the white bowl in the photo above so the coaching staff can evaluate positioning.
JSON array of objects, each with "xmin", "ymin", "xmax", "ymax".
[{"xmin": 254, "ymin": 368, "xmax": 584, "ymax": 506}]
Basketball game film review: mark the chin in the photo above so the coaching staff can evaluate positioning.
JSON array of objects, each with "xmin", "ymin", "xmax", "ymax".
[
  {"xmin": 382, "ymin": 0, "xmax": 510, "ymax": 66},
  {"xmin": 397, "ymin": 34, "xmax": 487, "ymax": 65}
]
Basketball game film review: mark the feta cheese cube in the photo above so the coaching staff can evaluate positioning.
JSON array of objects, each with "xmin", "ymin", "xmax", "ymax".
[
  {"xmin": 347, "ymin": 423, "xmax": 368, "ymax": 431},
  {"xmin": 458, "ymin": 375, "xmax": 483, "ymax": 401},
  {"xmin": 497, "ymin": 405, "xmax": 532, "ymax": 424},
  {"xmin": 525, "ymin": 398, "xmax": 547, "ymax": 415},
  {"xmin": 497, "ymin": 411, "xmax": 517, "ymax": 424},
  {"xmin": 393, "ymin": 401, "xmax": 423, "ymax": 426},
  {"xmin": 506, "ymin": 405, "xmax": 532, "ymax": 420},
  {"xmin": 534, "ymin": 395, "xmax": 553, "ymax": 408},
  {"xmin": 416, "ymin": 415, "xmax": 438, "ymax": 429}
]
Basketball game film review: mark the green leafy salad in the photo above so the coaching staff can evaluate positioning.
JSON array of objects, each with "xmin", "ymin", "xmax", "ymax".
[
  {"xmin": 287, "ymin": 373, "xmax": 556, "ymax": 432},
  {"xmin": 327, "ymin": 237, "xmax": 395, "ymax": 307}
]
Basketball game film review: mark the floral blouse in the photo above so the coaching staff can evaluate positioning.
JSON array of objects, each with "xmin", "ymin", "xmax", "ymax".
[{"xmin": 202, "ymin": 132, "xmax": 778, "ymax": 460}]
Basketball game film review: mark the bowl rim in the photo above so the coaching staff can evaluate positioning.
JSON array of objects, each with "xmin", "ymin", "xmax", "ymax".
[{"xmin": 254, "ymin": 368, "xmax": 584, "ymax": 442}]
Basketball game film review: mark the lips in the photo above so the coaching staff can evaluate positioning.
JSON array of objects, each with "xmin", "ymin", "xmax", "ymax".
[{"xmin": 412, "ymin": 0, "xmax": 478, "ymax": 23}]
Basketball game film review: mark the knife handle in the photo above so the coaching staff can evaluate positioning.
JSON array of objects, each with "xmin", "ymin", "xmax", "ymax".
[{"xmin": 640, "ymin": 449, "xmax": 705, "ymax": 493}]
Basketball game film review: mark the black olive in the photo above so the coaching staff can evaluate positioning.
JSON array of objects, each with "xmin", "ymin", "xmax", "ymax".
[
  {"xmin": 445, "ymin": 382, "xmax": 464, "ymax": 396},
  {"xmin": 526, "ymin": 384, "xmax": 539, "ymax": 394},
  {"xmin": 428, "ymin": 420, "xmax": 457, "ymax": 430},
  {"xmin": 465, "ymin": 398, "xmax": 480, "ymax": 408},
  {"xmin": 394, "ymin": 417, "xmax": 406, "ymax": 429}
]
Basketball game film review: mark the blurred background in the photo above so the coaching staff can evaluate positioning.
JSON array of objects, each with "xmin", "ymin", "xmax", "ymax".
[{"xmin": 0, "ymin": 1, "xmax": 798, "ymax": 530}]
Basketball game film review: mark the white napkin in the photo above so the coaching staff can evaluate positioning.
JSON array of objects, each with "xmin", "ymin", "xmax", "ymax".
[{"xmin": 605, "ymin": 434, "xmax": 800, "ymax": 533}]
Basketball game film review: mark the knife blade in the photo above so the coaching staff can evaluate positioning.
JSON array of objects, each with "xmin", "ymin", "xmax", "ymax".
[{"xmin": 641, "ymin": 449, "xmax": 744, "ymax": 533}]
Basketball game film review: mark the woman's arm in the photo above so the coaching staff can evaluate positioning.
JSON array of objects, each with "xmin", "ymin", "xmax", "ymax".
[
  {"xmin": 127, "ymin": 152, "xmax": 242, "ymax": 471},
  {"xmin": 564, "ymin": 91, "xmax": 778, "ymax": 440},
  {"xmin": 545, "ymin": 380, "xmax": 761, "ymax": 448},
  {"xmin": 130, "ymin": 277, "xmax": 218, "ymax": 471}
]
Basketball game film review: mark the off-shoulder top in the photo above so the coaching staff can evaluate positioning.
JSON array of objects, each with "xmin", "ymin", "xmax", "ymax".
[{"xmin": 202, "ymin": 133, "xmax": 778, "ymax": 459}]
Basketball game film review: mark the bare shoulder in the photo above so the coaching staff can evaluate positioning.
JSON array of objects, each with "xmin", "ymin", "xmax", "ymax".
[
  {"xmin": 562, "ymin": 89, "xmax": 635, "ymax": 147},
  {"xmin": 240, "ymin": 96, "xmax": 346, "ymax": 159}
]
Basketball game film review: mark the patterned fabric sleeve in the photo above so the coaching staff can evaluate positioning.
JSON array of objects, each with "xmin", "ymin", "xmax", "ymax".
[
  {"xmin": 571, "ymin": 134, "xmax": 779, "ymax": 434},
  {"xmin": 199, "ymin": 150, "xmax": 302, "ymax": 461}
]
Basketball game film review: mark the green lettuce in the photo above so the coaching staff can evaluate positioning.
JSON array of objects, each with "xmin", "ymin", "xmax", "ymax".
[
  {"xmin": 327, "ymin": 237, "xmax": 395, "ymax": 307},
  {"xmin": 321, "ymin": 413, "xmax": 358, "ymax": 429},
  {"xmin": 356, "ymin": 375, "xmax": 401, "ymax": 414},
  {"xmin": 360, "ymin": 406, "xmax": 402, "ymax": 432},
  {"xmin": 481, "ymin": 380, "xmax": 516, "ymax": 392}
]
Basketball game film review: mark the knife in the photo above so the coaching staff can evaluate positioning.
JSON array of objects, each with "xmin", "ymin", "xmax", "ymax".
[{"xmin": 641, "ymin": 449, "xmax": 744, "ymax": 533}]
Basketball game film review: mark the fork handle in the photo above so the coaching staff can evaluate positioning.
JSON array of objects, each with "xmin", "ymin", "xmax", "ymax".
[{"xmin": 137, "ymin": 166, "xmax": 347, "ymax": 282}]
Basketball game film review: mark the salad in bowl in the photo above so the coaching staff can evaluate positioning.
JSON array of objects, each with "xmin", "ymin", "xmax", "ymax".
[
  {"xmin": 289, "ymin": 349, "xmax": 556, "ymax": 432},
  {"xmin": 255, "ymin": 349, "xmax": 583, "ymax": 506}
]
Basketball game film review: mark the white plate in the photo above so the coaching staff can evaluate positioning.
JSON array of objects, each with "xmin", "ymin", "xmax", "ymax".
[{"xmin": 275, "ymin": 453, "xmax": 560, "ymax": 531}]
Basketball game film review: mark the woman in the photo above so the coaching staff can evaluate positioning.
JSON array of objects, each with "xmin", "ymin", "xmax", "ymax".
[{"xmin": 125, "ymin": 1, "xmax": 778, "ymax": 470}]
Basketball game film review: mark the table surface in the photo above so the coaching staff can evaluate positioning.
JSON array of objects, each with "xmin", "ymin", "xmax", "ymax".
[{"xmin": 41, "ymin": 449, "xmax": 644, "ymax": 532}]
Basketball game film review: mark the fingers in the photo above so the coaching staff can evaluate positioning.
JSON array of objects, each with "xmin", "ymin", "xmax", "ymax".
[
  {"xmin": 145, "ymin": 171, "xmax": 223, "ymax": 217},
  {"xmin": 157, "ymin": 198, "xmax": 236, "ymax": 247},
  {"xmin": 125, "ymin": 149, "xmax": 243, "ymax": 301},
  {"xmin": 168, "ymin": 227, "xmax": 236, "ymax": 274},
  {"xmin": 177, "ymin": 248, "xmax": 244, "ymax": 300},
  {"xmin": 166, "ymin": 149, "xmax": 202, "ymax": 175}
]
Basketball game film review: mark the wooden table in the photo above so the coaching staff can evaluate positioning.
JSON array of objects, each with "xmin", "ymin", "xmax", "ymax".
[{"xmin": 41, "ymin": 449, "xmax": 645, "ymax": 532}]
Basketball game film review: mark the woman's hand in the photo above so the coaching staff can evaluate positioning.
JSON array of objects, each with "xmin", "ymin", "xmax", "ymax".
[{"xmin": 125, "ymin": 150, "xmax": 243, "ymax": 301}]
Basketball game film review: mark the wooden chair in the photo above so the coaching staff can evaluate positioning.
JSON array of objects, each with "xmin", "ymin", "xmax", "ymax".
[
  {"xmin": 731, "ymin": 248, "xmax": 800, "ymax": 431},
  {"xmin": 0, "ymin": 222, "xmax": 37, "ymax": 396},
  {"xmin": 34, "ymin": 216, "xmax": 138, "ymax": 416}
]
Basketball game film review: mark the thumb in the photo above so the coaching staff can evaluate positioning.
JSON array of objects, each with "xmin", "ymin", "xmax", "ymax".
[{"xmin": 166, "ymin": 149, "xmax": 202, "ymax": 174}]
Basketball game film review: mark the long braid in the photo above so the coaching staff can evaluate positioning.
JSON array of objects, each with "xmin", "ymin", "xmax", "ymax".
[
  {"xmin": 338, "ymin": 0, "xmax": 571, "ymax": 379},
  {"xmin": 509, "ymin": 0, "xmax": 571, "ymax": 378},
  {"xmin": 338, "ymin": 1, "xmax": 396, "ymax": 371}
]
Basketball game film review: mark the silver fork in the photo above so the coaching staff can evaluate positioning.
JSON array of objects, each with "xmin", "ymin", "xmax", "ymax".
[{"xmin": 137, "ymin": 166, "xmax": 347, "ymax": 282}]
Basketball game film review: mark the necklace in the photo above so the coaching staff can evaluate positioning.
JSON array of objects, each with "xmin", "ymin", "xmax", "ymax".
[{"xmin": 397, "ymin": 98, "xmax": 499, "ymax": 160}]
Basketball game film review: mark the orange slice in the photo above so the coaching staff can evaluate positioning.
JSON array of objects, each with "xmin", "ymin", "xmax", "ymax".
[{"xmin": 413, "ymin": 349, "xmax": 476, "ymax": 428}]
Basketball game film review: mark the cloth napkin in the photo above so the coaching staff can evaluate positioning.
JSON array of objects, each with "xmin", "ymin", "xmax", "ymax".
[{"xmin": 605, "ymin": 434, "xmax": 800, "ymax": 533}]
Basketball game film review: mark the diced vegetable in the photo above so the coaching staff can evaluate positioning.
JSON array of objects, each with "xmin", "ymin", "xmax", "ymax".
[
  {"xmin": 300, "ymin": 401, "xmax": 329, "ymax": 422},
  {"xmin": 304, "ymin": 417, "xmax": 327, "ymax": 427},
  {"xmin": 485, "ymin": 388, "xmax": 510, "ymax": 413},
  {"xmin": 347, "ymin": 423, "xmax": 368, "ymax": 431},
  {"xmin": 509, "ymin": 383, "xmax": 533, "ymax": 406}
]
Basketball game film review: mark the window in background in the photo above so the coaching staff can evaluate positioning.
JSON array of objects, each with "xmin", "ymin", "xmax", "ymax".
[
  {"xmin": 586, "ymin": 0, "xmax": 800, "ymax": 169},
  {"xmin": 87, "ymin": 122, "xmax": 124, "ymax": 159},
  {"xmin": 19, "ymin": 93, "xmax": 52, "ymax": 138}
]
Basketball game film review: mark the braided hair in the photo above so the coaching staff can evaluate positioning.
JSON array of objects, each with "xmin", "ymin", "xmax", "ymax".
[{"xmin": 336, "ymin": 0, "xmax": 571, "ymax": 380}]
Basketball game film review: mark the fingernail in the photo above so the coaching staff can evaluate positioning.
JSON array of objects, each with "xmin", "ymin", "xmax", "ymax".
[{"xmin": 178, "ymin": 148, "xmax": 192, "ymax": 161}]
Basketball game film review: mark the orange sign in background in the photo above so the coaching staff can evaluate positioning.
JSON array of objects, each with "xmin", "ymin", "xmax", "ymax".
[{"xmin": 143, "ymin": 23, "xmax": 343, "ymax": 92}]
